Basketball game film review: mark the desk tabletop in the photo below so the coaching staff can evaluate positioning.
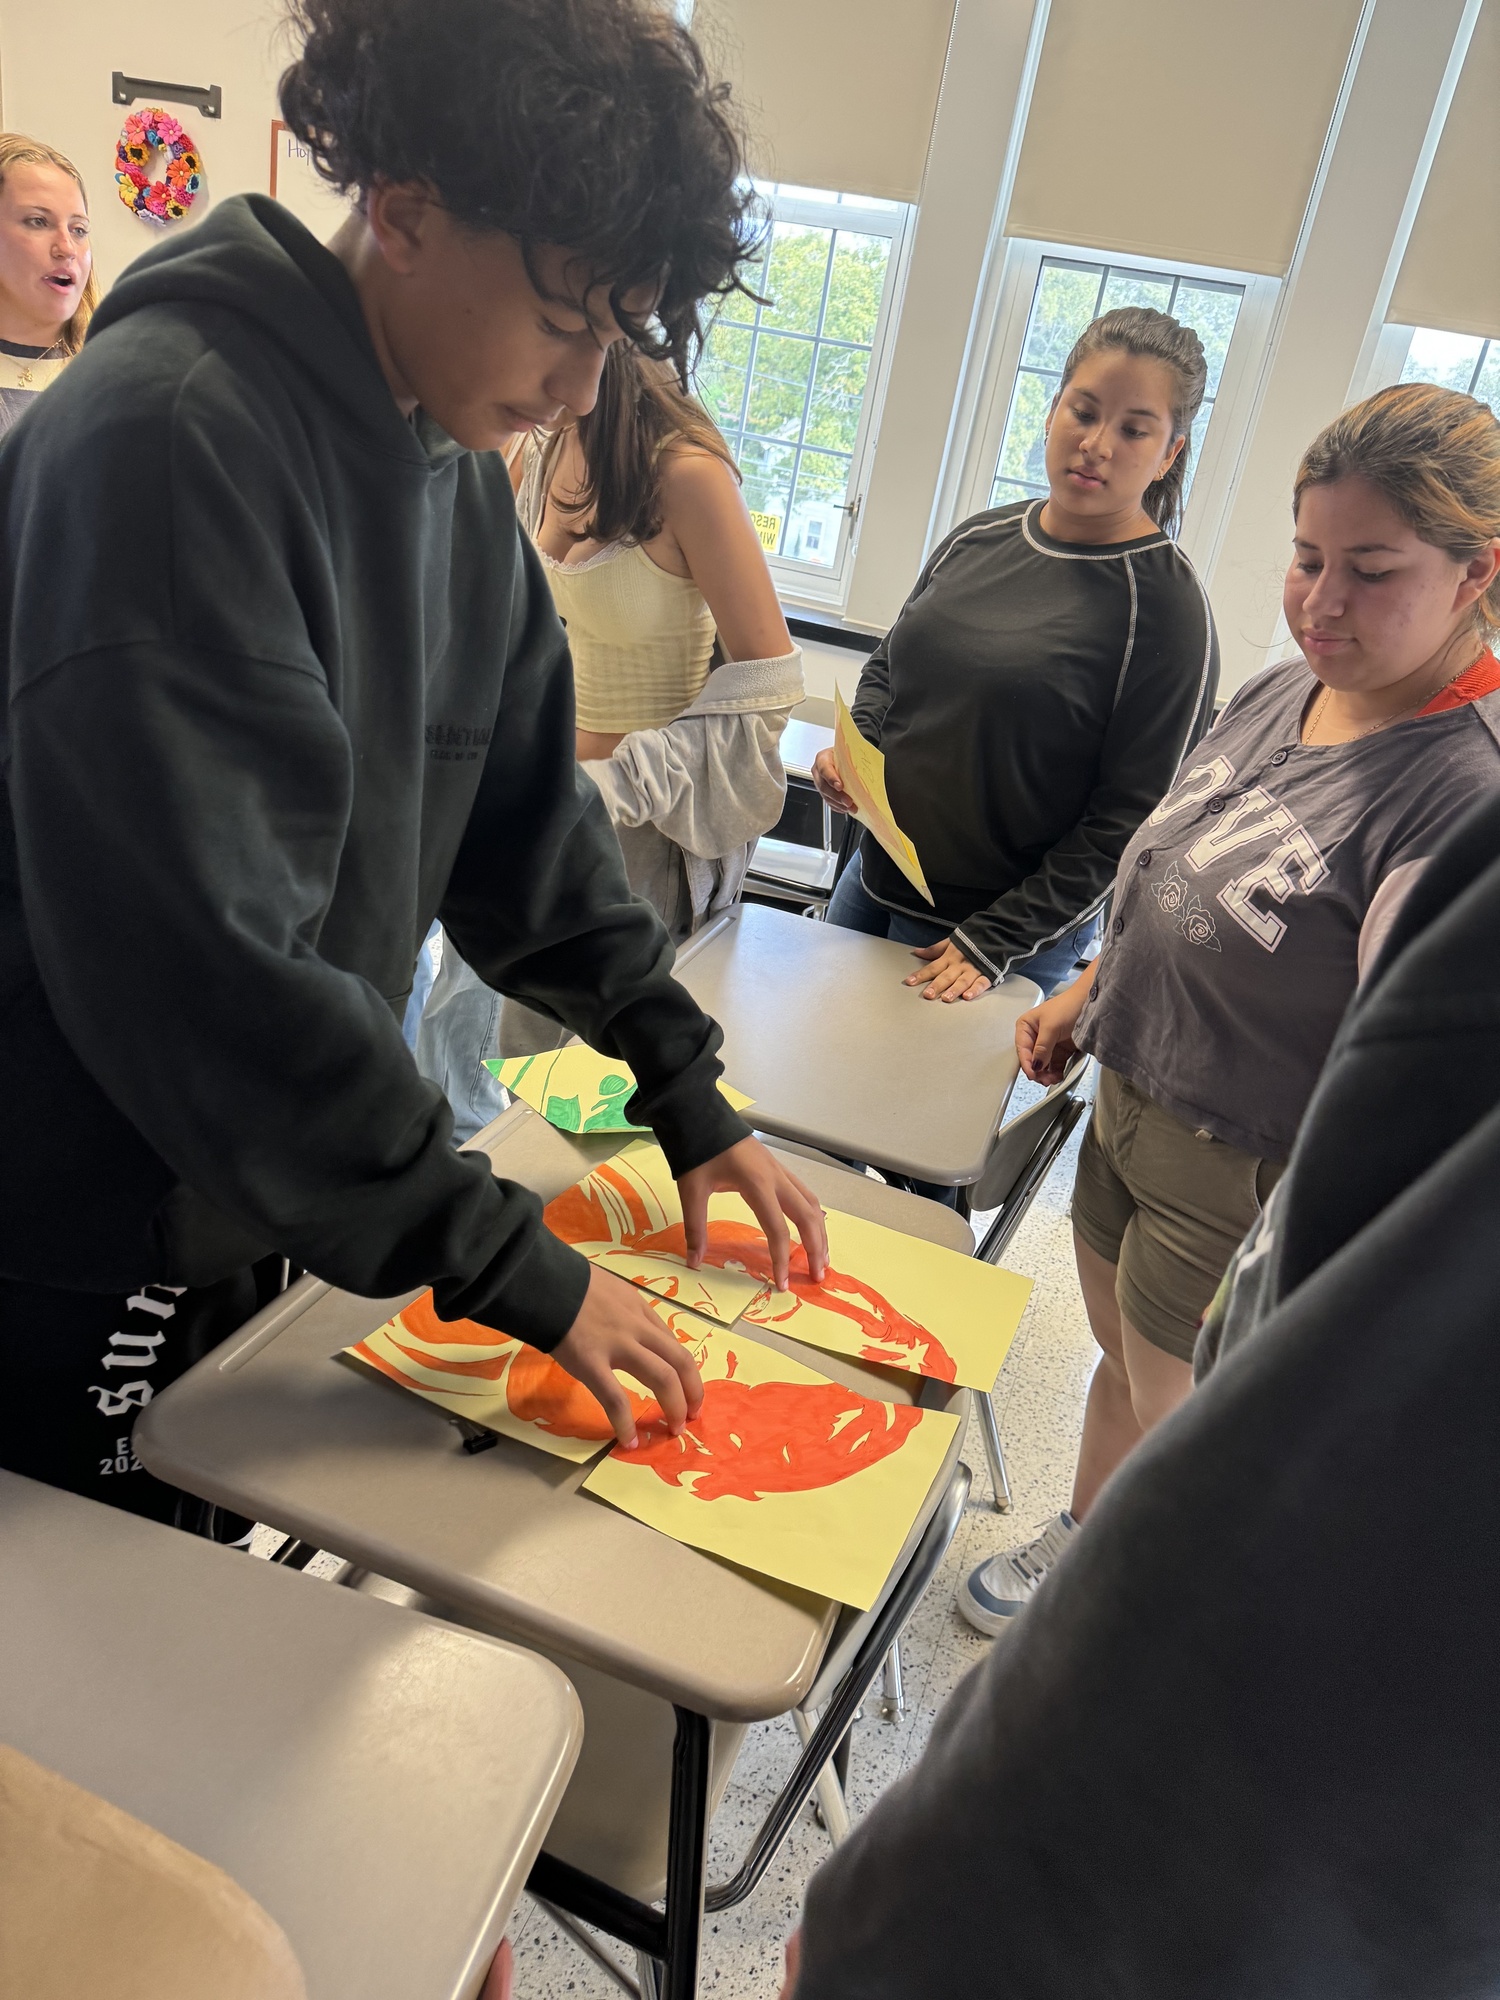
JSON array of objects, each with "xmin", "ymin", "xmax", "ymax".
[
  {"xmin": 136, "ymin": 1119, "xmax": 970, "ymax": 1724},
  {"xmin": 0, "ymin": 1469, "xmax": 580, "ymax": 2000},
  {"xmin": 674, "ymin": 902, "xmax": 1040, "ymax": 1185},
  {"xmin": 780, "ymin": 716, "xmax": 834, "ymax": 781}
]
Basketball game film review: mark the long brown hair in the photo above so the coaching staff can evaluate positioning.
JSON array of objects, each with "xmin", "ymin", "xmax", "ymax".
[
  {"xmin": 0, "ymin": 133, "xmax": 100, "ymax": 355},
  {"xmin": 553, "ymin": 341, "xmax": 740, "ymax": 547},
  {"xmin": 1057, "ymin": 306, "xmax": 1208, "ymax": 536},
  {"xmin": 1294, "ymin": 383, "xmax": 1500, "ymax": 639}
]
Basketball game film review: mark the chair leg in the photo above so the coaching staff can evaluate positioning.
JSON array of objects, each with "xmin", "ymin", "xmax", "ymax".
[
  {"xmin": 976, "ymin": 1391, "xmax": 1013, "ymax": 1513},
  {"xmin": 879, "ymin": 1642, "xmax": 905, "ymax": 1721},
  {"xmin": 792, "ymin": 1707, "xmax": 851, "ymax": 1844},
  {"xmin": 636, "ymin": 1954, "xmax": 663, "ymax": 2000},
  {"xmin": 662, "ymin": 1708, "xmax": 712, "ymax": 2000}
]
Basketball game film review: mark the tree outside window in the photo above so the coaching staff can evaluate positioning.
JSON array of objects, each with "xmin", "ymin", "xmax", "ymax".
[
  {"xmin": 695, "ymin": 185, "xmax": 908, "ymax": 576},
  {"xmin": 1398, "ymin": 327, "xmax": 1500, "ymax": 415}
]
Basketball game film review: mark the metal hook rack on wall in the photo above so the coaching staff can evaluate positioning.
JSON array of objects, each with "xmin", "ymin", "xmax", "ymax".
[{"xmin": 111, "ymin": 73, "xmax": 223, "ymax": 120}]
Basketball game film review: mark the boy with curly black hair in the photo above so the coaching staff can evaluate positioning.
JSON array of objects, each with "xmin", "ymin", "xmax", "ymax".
[{"xmin": 0, "ymin": 0, "xmax": 826, "ymax": 1528}]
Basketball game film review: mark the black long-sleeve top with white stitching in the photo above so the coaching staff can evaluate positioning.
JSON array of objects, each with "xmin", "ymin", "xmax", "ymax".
[{"xmin": 848, "ymin": 500, "xmax": 1219, "ymax": 978}]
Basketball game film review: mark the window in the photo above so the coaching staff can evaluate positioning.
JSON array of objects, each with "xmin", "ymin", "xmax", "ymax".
[
  {"xmin": 990, "ymin": 256, "xmax": 1246, "ymax": 511},
  {"xmin": 1397, "ymin": 326, "xmax": 1500, "ymax": 415},
  {"xmin": 695, "ymin": 183, "xmax": 912, "ymax": 597}
]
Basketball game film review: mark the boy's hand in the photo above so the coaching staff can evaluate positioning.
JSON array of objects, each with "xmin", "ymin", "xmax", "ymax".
[
  {"xmin": 553, "ymin": 1265, "xmax": 704, "ymax": 1449},
  {"xmin": 678, "ymin": 1136, "xmax": 829, "ymax": 1290}
]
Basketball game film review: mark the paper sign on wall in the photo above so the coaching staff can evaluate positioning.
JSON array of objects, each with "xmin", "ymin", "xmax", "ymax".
[{"xmin": 834, "ymin": 690, "xmax": 932, "ymax": 904}]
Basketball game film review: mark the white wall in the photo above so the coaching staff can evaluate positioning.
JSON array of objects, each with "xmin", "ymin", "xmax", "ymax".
[{"xmin": 0, "ymin": 0, "xmax": 348, "ymax": 292}]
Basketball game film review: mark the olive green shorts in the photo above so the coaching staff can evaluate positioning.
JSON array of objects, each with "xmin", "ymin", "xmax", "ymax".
[{"xmin": 1072, "ymin": 1067, "xmax": 1285, "ymax": 1364}]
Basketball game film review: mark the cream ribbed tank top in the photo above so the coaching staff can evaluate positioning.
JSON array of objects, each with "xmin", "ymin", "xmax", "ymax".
[{"xmin": 540, "ymin": 541, "xmax": 717, "ymax": 733}]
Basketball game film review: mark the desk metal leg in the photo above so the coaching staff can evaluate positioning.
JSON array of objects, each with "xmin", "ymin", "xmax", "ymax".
[
  {"xmin": 662, "ymin": 1707, "xmax": 712, "ymax": 2000},
  {"xmin": 879, "ymin": 1642, "xmax": 905, "ymax": 1721},
  {"xmin": 977, "ymin": 1391, "xmax": 1014, "ymax": 1513}
]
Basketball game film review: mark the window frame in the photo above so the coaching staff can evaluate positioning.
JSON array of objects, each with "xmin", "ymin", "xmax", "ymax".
[
  {"xmin": 1361, "ymin": 322, "xmax": 1500, "ymax": 410},
  {"xmin": 932, "ymin": 236, "xmax": 1279, "ymax": 571},
  {"xmin": 698, "ymin": 183, "xmax": 916, "ymax": 611}
]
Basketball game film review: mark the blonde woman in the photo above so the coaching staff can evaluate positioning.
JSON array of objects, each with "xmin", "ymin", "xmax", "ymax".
[
  {"xmin": 0, "ymin": 134, "xmax": 97, "ymax": 432},
  {"xmin": 962, "ymin": 383, "xmax": 1500, "ymax": 1635}
]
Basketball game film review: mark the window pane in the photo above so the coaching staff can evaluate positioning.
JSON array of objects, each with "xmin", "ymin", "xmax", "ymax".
[
  {"xmin": 1402, "ymin": 326, "xmax": 1486, "ymax": 392},
  {"xmin": 991, "ymin": 477, "xmax": 1039, "ymax": 510},
  {"xmin": 805, "ymin": 343, "xmax": 871, "ymax": 453},
  {"xmin": 744, "ymin": 333, "xmax": 815, "ymax": 439},
  {"xmin": 737, "ymin": 438, "xmax": 796, "ymax": 553},
  {"xmin": 760, "ymin": 224, "xmax": 830, "ymax": 335},
  {"xmin": 822, "ymin": 232, "xmax": 890, "ymax": 346},
  {"xmin": 1471, "ymin": 342, "xmax": 1500, "ymax": 417},
  {"xmin": 1100, "ymin": 269, "xmax": 1173, "ymax": 316},
  {"xmin": 997, "ymin": 368, "xmax": 1056, "ymax": 487},
  {"xmin": 786, "ymin": 450, "xmax": 850, "ymax": 567},
  {"xmin": 696, "ymin": 321, "xmax": 752, "ymax": 434},
  {"xmin": 1183, "ymin": 403, "xmax": 1214, "ymax": 500},
  {"xmin": 773, "ymin": 182, "xmax": 841, "ymax": 204},
  {"xmin": 1022, "ymin": 263, "xmax": 1104, "ymax": 370},
  {"xmin": 1171, "ymin": 284, "xmax": 1243, "ymax": 398}
]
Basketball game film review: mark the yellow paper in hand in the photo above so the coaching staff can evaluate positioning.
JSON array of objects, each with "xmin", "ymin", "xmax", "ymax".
[
  {"xmin": 833, "ymin": 689, "xmax": 933, "ymax": 905},
  {"xmin": 584, "ymin": 1310, "xmax": 960, "ymax": 1608},
  {"xmin": 721, "ymin": 1196, "xmax": 1033, "ymax": 1390},
  {"xmin": 542, "ymin": 1139, "xmax": 769, "ymax": 1327},
  {"xmin": 486, "ymin": 1045, "xmax": 752, "ymax": 1135}
]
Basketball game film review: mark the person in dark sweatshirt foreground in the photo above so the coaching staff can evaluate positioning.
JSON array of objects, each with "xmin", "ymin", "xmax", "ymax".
[
  {"xmin": 782, "ymin": 782, "xmax": 1500, "ymax": 1997},
  {"xmin": 0, "ymin": 0, "xmax": 828, "ymax": 1530}
]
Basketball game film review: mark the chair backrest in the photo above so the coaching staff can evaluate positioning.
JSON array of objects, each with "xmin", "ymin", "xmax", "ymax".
[{"xmin": 971, "ymin": 1055, "xmax": 1090, "ymax": 1213}]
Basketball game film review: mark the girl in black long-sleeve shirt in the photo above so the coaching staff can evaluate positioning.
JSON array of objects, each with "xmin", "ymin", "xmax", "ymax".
[{"xmin": 816, "ymin": 307, "xmax": 1219, "ymax": 1003}]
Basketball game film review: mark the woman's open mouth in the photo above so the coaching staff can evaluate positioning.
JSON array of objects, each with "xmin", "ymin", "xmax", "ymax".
[{"xmin": 43, "ymin": 272, "xmax": 77, "ymax": 295}]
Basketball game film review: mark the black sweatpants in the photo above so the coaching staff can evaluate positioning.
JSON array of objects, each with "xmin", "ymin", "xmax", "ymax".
[{"xmin": 0, "ymin": 1261, "xmax": 282, "ymax": 1536}]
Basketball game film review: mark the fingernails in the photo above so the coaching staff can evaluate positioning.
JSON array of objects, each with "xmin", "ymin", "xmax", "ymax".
[{"xmin": 623, "ymin": 1434, "xmax": 638, "ymax": 1450}]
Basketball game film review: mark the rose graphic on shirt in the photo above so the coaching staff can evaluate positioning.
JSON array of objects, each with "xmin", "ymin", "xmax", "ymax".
[
  {"xmin": 1178, "ymin": 896, "xmax": 1223, "ymax": 951},
  {"xmin": 1151, "ymin": 861, "xmax": 1190, "ymax": 915}
]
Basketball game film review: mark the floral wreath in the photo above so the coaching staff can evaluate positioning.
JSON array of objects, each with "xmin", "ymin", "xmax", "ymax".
[{"xmin": 115, "ymin": 108, "xmax": 202, "ymax": 224}]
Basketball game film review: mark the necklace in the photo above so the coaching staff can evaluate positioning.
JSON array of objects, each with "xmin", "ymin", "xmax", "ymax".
[
  {"xmin": 9, "ymin": 337, "xmax": 66, "ymax": 390},
  {"xmin": 1307, "ymin": 653, "xmax": 1476, "ymax": 743}
]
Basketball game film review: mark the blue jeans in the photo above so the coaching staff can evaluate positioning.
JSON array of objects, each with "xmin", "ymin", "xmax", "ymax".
[
  {"xmin": 826, "ymin": 853, "xmax": 1099, "ymax": 998},
  {"xmin": 825, "ymin": 853, "xmax": 1100, "ymax": 1205},
  {"xmin": 410, "ymin": 931, "xmax": 508, "ymax": 1144}
]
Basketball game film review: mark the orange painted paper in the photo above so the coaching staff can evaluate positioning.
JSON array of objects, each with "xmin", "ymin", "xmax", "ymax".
[
  {"xmin": 584, "ymin": 1312, "xmax": 960, "ymax": 1609},
  {"xmin": 542, "ymin": 1140, "xmax": 768, "ymax": 1327}
]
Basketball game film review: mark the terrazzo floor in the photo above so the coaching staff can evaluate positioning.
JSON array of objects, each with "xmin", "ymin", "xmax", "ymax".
[{"xmin": 506, "ymin": 1086, "xmax": 1099, "ymax": 1998}]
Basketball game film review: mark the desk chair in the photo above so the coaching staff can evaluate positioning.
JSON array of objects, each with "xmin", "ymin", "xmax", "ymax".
[
  {"xmin": 351, "ymin": 1462, "xmax": 968, "ymax": 2000},
  {"xmin": 744, "ymin": 833, "xmax": 839, "ymax": 916},
  {"xmin": 968, "ymin": 1056, "xmax": 1092, "ymax": 1512}
]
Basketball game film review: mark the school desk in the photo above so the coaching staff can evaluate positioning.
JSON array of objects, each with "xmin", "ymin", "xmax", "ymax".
[
  {"xmin": 0, "ymin": 1468, "xmax": 581, "ymax": 2000},
  {"xmin": 778, "ymin": 715, "xmax": 834, "ymax": 782},
  {"xmin": 672, "ymin": 900, "xmax": 1043, "ymax": 1193},
  {"xmin": 134, "ymin": 1111, "xmax": 972, "ymax": 2000}
]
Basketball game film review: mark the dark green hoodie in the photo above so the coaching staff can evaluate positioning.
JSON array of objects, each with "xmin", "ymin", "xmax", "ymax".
[{"xmin": 0, "ymin": 195, "xmax": 748, "ymax": 1346}]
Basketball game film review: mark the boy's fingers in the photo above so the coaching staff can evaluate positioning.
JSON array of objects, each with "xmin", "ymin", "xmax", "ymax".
[
  {"xmin": 642, "ymin": 1316, "xmax": 704, "ymax": 1420},
  {"xmin": 588, "ymin": 1365, "xmax": 640, "ymax": 1450},
  {"xmin": 680, "ymin": 1177, "xmax": 709, "ymax": 1270},
  {"xmin": 626, "ymin": 1337, "xmax": 690, "ymax": 1435},
  {"xmin": 779, "ymin": 1171, "xmax": 828, "ymax": 1282}
]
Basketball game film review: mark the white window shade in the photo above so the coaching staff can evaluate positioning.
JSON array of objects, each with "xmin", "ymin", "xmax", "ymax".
[
  {"xmin": 1389, "ymin": 0, "xmax": 1500, "ymax": 341},
  {"xmin": 692, "ymin": 0, "xmax": 956, "ymax": 205},
  {"xmin": 1004, "ymin": 0, "xmax": 1366, "ymax": 278}
]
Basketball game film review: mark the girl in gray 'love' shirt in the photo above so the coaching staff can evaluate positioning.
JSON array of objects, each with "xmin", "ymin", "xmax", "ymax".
[{"xmin": 960, "ymin": 382, "xmax": 1500, "ymax": 1637}]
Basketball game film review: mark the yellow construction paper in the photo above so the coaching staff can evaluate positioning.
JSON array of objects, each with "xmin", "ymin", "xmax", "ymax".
[
  {"xmin": 485, "ymin": 1045, "xmax": 752, "ymax": 1135},
  {"xmin": 719, "ymin": 1197, "xmax": 1033, "ymax": 1391},
  {"xmin": 341, "ymin": 1290, "xmax": 699, "ymax": 1463},
  {"xmin": 584, "ymin": 1312, "xmax": 960, "ymax": 1608},
  {"xmin": 542, "ymin": 1140, "xmax": 768, "ymax": 1327},
  {"xmin": 834, "ymin": 690, "xmax": 933, "ymax": 905}
]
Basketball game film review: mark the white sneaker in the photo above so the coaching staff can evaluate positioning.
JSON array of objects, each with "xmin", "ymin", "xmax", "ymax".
[{"xmin": 958, "ymin": 1512, "xmax": 1077, "ymax": 1636}]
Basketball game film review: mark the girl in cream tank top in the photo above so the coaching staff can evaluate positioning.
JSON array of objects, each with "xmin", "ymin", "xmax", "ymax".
[{"xmin": 538, "ymin": 535, "xmax": 717, "ymax": 733}]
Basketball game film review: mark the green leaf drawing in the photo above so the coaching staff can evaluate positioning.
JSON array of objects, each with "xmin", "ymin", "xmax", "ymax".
[
  {"xmin": 545, "ymin": 1093, "xmax": 583, "ymax": 1132},
  {"xmin": 598, "ymin": 1073, "xmax": 632, "ymax": 1096}
]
